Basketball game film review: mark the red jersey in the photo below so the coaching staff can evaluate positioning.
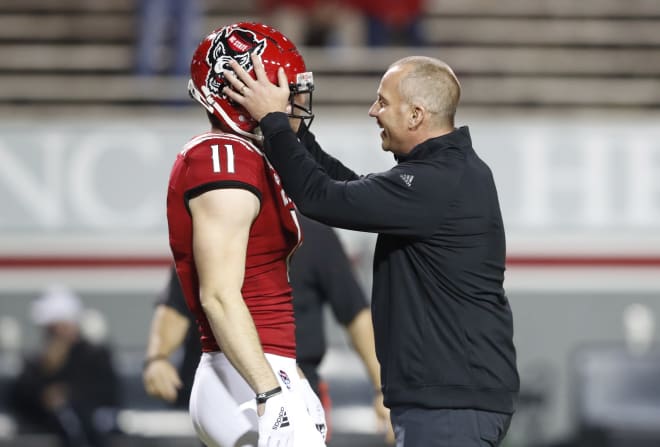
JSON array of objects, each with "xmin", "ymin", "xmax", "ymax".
[{"xmin": 167, "ymin": 132, "xmax": 301, "ymax": 357}]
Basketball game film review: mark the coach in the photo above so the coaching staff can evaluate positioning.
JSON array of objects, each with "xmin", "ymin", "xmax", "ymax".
[{"xmin": 225, "ymin": 54, "xmax": 520, "ymax": 447}]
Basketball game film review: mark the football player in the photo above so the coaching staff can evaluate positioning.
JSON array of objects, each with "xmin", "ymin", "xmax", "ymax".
[{"xmin": 165, "ymin": 22, "xmax": 324, "ymax": 447}]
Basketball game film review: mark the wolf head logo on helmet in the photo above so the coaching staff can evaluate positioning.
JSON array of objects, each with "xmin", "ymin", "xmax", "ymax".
[
  {"xmin": 206, "ymin": 27, "xmax": 266, "ymax": 97},
  {"xmin": 188, "ymin": 22, "xmax": 314, "ymax": 141}
]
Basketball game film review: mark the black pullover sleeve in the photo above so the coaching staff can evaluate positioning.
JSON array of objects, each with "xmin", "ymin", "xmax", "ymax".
[
  {"xmin": 157, "ymin": 266, "xmax": 191, "ymax": 317},
  {"xmin": 296, "ymin": 122, "xmax": 359, "ymax": 182},
  {"xmin": 261, "ymin": 112, "xmax": 465, "ymax": 238}
]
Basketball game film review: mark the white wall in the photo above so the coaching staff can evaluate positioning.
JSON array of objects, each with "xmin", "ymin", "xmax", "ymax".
[{"xmin": 2, "ymin": 108, "xmax": 659, "ymax": 288}]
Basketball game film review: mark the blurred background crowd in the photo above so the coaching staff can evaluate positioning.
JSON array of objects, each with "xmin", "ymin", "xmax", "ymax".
[{"xmin": 1, "ymin": 0, "xmax": 660, "ymax": 446}]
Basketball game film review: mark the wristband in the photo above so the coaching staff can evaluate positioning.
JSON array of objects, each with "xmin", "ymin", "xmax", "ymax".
[
  {"xmin": 142, "ymin": 355, "xmax": 168, "ymax": 370},
  {"xmin": 256, "ymin": 386, "xmax": 282, "ymax": 404}
]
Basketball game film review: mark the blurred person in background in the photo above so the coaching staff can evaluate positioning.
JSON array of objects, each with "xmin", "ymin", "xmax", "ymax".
[
  {"xmin": 166, "ymin": 22, "xmax": 324, "ymax": 446},
  {"xmin": 224, "ymin": 53, "xmax": 519, "ymax": 446},
  {"xmin": 144, "ymin": 213, "xmax": 394, "ymax": 443},
  {"xmin": 7, "ymin": 285, "xmax": 120, "ymax": 447},
  {"xmin": 142, "ymin": 268, "xmax": 200, "ymax": 410},
  {"xmin": 353, "ymin": 0, "xmax": 427, "ymax": 46},
  {"xmin": 134, "ymin": 0, "xmax": 202, "ymax": 76},
  {"xmin": 289, "ymin": 213, "xmax": 392, "ymax": 443},
  {"xmin": 259, "ymin": 0, "xmax": 365, "ymax": 47}
]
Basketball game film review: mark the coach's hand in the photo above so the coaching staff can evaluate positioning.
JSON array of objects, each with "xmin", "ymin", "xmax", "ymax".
[
  {"xmin": 257, "ymin": 392, "xmax": 294, "ymax": 447},
  {"xmin": 142, "ymin": 358, "xmax": 182, "ymax": 403},
  {"xmin": 223, "ymin": 53, "xmax": 290, "ymax": 123}
]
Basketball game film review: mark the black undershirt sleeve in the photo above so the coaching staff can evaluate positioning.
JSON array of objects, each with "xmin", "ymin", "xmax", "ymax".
[{"xmin": 157, "ymin": 266, "xmax": 190, "ymax": 317}]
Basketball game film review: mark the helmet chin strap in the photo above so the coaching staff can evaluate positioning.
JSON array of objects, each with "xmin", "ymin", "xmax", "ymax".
[
  {"xmin": 210, "ymin": 100, "xmax": 264, "ymax": 143},
  {"xmin": 188, "ymin": 81, "xmax": 264, "ymax": 142}
]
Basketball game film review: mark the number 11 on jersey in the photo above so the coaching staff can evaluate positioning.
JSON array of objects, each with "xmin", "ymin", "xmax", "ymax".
[{"xmin": 211, "ymin": 144, "xmax": 235, "ymax": 173}]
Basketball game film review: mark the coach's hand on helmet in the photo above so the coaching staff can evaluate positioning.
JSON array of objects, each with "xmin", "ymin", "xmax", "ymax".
[
  {"xmin": 223, "ymin": 54, "xmax": 290, "ymax": 123},
  {"xmin": 257, "ymin": 391, "xmax": 294, "ymax": 447}
]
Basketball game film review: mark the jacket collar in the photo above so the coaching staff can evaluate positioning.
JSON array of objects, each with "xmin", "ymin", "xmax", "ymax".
[{"xmin": 395, "ymin": 126, "xmax": 472, "ymax": 162}]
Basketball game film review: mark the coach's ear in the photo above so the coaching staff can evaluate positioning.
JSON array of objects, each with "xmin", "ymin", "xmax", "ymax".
[{"xmin": 408, "ymin": 104, "xmax": 424, "ymax": 130}]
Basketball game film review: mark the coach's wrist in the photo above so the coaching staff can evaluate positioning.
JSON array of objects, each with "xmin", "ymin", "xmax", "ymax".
[{"xmin": 256, "ymin": 385, "xmax": 282, "ymax": 405}]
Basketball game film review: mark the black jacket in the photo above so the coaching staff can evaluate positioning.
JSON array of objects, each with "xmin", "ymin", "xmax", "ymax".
[{"xmin": 261, "ymin": 113, "xmax": 519, "ymax": 413}]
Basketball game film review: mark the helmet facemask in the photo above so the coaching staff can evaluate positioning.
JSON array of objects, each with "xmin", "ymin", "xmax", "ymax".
[{"xmin": 288, "ymin": 71, "xmax": 315, "ymax": 132}]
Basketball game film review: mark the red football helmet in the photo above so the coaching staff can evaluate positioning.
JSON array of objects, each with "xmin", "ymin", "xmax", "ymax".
[{"xmin": 188, "ymin": 22, "xmax": 314, "ymax": 140}]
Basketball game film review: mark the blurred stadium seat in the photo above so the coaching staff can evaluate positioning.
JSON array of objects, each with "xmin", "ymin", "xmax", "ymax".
[{"xmin": 0, "ymin": 0, "xmax": 659, "ymax": 109}]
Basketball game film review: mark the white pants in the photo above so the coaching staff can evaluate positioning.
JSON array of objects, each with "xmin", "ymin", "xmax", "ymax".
[{"xmin": 189, "ymin": 352, "xmax": 326, "ymax": 447}]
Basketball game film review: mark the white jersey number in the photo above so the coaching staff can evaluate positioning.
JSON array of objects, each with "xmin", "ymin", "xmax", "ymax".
[{"xmin": 210, "ymin": 144, "xmax": 235, "ymax": 173}]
